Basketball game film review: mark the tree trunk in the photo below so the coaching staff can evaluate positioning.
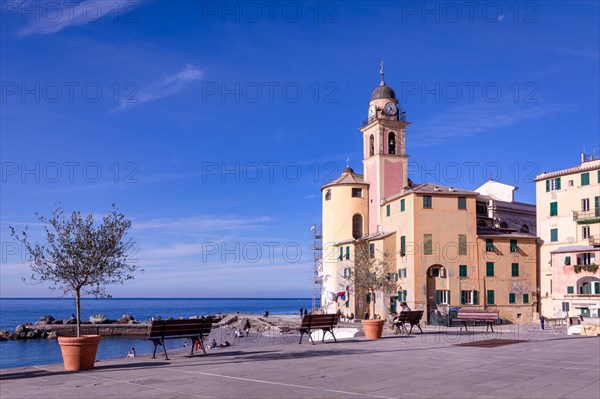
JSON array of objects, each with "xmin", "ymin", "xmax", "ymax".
[{"xmin": 75, "ymin": 289, "xmax": 81, "ymax": 337}]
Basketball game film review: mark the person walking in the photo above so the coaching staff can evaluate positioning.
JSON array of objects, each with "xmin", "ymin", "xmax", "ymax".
[
  {"xmin": 540, "ymin": 314, "xmax": 545, "ymax": 330},
  {"xmin": 299, "ymin": 306, "xmax": 304, "ymax": 317}
]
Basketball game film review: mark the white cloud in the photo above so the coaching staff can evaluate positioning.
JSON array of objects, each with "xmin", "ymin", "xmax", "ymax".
[
  {"xmin": 18, "ymin": 0, "xmax": 141, "ymax": 37},
  {"xmin": 117, "ymin": 65, "xmax": 203, "ymax": 110}
]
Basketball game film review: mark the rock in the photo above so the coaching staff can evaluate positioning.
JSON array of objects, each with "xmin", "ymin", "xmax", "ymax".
[
  {"xmin": 47, "ymin": 331, "xmax": 58, "ymax": 339},
  {"xmin": 25, "ymin": 331, "xmax": 36, "ymax": 339},
  {"xmin": 65, "ymin": 318, "xmax": 76, "ymax": 325},
  {"xmin": 118, "ymin": 314, "xmax": 134, "ymax": 323},
  {"xmin": 89, "ymin": 314, "xmax": 107, "ymax": 324},
  {"xmin": 39, "ymin": 315, "xmax": 55, "ymax": 323},
  {"xmin": 52, "ymin": 319, "xmax": 64, "ymax": 324},
  {"xmin": 15, "ymin": 324, "xmax": 29, "ymax": 334}
]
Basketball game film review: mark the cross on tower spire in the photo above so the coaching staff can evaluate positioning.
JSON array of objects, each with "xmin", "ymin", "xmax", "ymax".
[{"xmin": 379, "ymin": 59, "xmax": 385, "ymax": 85}]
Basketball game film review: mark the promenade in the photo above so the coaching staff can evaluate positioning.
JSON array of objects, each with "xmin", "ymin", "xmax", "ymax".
[{"xmin": 1, "ymin": 326, "xmax": 598, "ymax": 399}]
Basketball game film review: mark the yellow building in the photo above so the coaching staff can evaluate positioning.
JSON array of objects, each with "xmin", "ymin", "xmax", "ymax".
[
  {"xmin": 535, "ymin": 154, "xmax": 600, "ymax": 318},
  {"xmin": 321, "ymin": 70, "xmax": 539, "ymax": 324}
]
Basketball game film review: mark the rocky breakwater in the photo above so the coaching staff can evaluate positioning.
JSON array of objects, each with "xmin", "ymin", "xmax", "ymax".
[{"xmin": 0, "ymin": 314, "xmax": 148, "ymax": 341}]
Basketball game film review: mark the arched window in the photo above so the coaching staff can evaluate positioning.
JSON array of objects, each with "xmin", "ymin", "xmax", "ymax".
[
  {"xmin": 520, "ymin": 224, "xmax": 529, "ymax": 233},
  {"xmin": 477, "ymin": 221, "xmax": 487, "ymax": 227},
  {"xmin": 388, "ymin": 132, "xmax": 396, "ymax": 155},
  {"xmin": 499, "ymin": 222, "xmax": 508, "ymax": 228},
  {"xmin": 577, "ymin": 276, "xmax": 600, "ymax": 295},
  {"xmin": 369, "ymin": 135, "xmax": 374, "ymax": 157},
  {"xmin": 352, "ymin": 214, "xmax": 363, "ymax": 239},
  {"xmin": 325, "ymin": 190, "xmax": 331, "ymax": 201}
]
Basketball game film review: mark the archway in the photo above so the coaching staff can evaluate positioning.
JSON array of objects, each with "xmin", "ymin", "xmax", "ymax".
[{"xmin": 426, "ymin": 264, "xmax": 449, "ymax": 324}]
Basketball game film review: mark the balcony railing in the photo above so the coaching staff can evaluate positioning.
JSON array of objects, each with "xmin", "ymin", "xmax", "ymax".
[
  {"xmin": 572, "ymin": 208, "xmax": 600, "ymax": 223},
  {"xmin": 589, "ymin": 235, "xmax": 600, "ymax": 246}
]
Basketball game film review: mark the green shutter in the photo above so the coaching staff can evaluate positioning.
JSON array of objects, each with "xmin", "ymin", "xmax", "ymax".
[
  {"xmin": 523, "ymin": 294, "xmax": 529, "ymax": 303},
  {"xmin": 595, "ymin": 196, "xmax": 599, "ymax": 217},
  {"xmin": 509, "ymin": 293, "xmax": 516, "ymax": 304},
  {"xmin": 487, "ymin": 290, "xmax": 495, "ymax": 305},
  {"xmin": 555, "ymin": 177, "xmax": 561, "ymax": 190},
  {"xmin": 486, "ymin": 262, "xmax": 494, "ymax": 277},
  {"xmin": 512, "ymin": 263, "xmax": 519, "ymax": 277},
  {"xmin": 366, "ymin": 293, "xmax": 371, "ymax": 303},
  {"xmin": 565, "ymin": 256, "xmax": 571, "ymax": 265},
  {"xmin": 339, "ymin": 247, "xmax": 343, "ymax": 260},
  {"xmin": 458, "ymin": 197, "xmax": 466, "ymax": 209},
  {"xmin": 400, "ymin": 199, "xmax": 405, "ymax": 212},
  {"xmin": 567, "ymin": 286, "xmax": 574, "ymax": 294},
  {"xmin": 594, "ymin": 282, "xmax": 600, "ymax": 294},
  {"xmin": 461, "ymin": 290, "xmax": 467, "ymax": 305},
  {"xmin": 345, "ymin": 246, "xmax": 350, "ymax": 260},
  {"xmin": 386, "ymin": 204, "xmax": 390, "ymax": 217},
  {"xmin": 546, "ymin": 180, "xmax": 550, "ymax": 192},
  {"xmin": 459, "ymin": 265, "xmax": 467, "ymax": 277},
  {"xmin": 400, "ymin": 236, "xmax": 406, "ymax": 256},
  {"xmin": 473, "ymin": 291, "xmax": 479, "ymax": 305},
  {"xmin": 345, "ymin": 301, "xmax": 349, "ymax": 308},
  {"xmin": 581, "ymin": 172, "xmax": 590, "ymax": 186},
  {"xmin": 550, "ymin": 202, "xmax": 557, "ymax": 216},
  {"xmin": 424, "ymin": 234, "xmax": 432, "ymax": 255},
  {"xmin": 435, "ymin": 290, "xmax": 441, "ymax": 304},
  {"xmin": 550, "ymin": 228, "xmax": 558, "ymax": 242}
]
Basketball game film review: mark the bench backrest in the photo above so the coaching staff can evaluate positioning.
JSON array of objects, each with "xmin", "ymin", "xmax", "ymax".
[
  {"xmin": 398, "ymin": 310, "xmax": 424, "ymax": 323},
  {"xmin": 149, "ymin": 318, "xmax": 213, "ymax": 339},
  {"xmin": 300, "ymin": 314, "xmax": 339, "ymax": 329},
  {"xmin": 456, "ymin": 309, "xmax": 499, "ymax": 321}
]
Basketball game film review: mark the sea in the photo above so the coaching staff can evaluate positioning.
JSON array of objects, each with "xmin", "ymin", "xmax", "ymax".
[{"xmin": 0, "ymin": 297, "xmax": 314, "ymax": 369}]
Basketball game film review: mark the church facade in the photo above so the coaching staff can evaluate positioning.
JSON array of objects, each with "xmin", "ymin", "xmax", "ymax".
[{"xmin": 320, "ymin": 71, "xmax": 540, "ymax": 324}]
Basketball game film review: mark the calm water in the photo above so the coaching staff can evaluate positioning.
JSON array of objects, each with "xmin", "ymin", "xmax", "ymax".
[{"xmin": 0, "ymin": 298, "xmax": 313, "ymax": 369}]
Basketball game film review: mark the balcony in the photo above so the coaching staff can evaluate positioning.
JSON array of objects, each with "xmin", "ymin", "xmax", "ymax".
[
  {"xmin": 572, "ymin": 208, "xmax": 600, "ymax": 224},
  {"xmin": 589, "ymin": 236, "xmax": 600, "ymax": 246}
]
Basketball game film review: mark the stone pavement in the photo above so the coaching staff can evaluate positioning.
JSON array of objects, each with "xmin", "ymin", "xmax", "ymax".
[{"xmin": 1, "ymin": 327, "xmax": 599, "ymax": 399}]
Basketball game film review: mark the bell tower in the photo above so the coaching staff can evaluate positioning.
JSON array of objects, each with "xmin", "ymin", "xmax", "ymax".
[{"xmin": 360, "ymin": 61, "xmax": 410, "ymax": 234}]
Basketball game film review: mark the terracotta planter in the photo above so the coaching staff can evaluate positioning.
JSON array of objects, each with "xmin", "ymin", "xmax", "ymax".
[
  {"xmin": 58, "ymin": 335, "xmax": 101, "ymax": 371},
  {"xmin": 361, "ymin": 319, "xmax": 385, "ymax": 340}
]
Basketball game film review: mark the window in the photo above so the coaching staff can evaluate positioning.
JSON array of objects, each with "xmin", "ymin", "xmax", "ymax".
[
  {"xmin": 486, "ymin": 262, "xmax": 494, "ymax": 277},
  {"xmin": 569, "ymin": 180, "xmax": 574, "ymax": 187},
  {"xmin": 424, "ymin": 234, "xmax": 432, "ymax": 255},
  {"xmin": 500, "ymin": 222, "xmax": 508, "ymax": 228},
  {"xmin": 486, "ymin": 239, "xmax": 494, "ymax": 252},
  {"xmin": 512, "ymin": 263, "xmax": 519, "ymax": 277},
  {"xmin": 369, "ymin": 243, "xmax": 375, "ymax": 258},
  {"xmin": 581, "ymin": 172, "xmax": 590, "ymax": 186},
  {"xmin": 459, "ymin": 265, "xmax": 467, "ymax": 277},
  {"xmin": 343, "ymin": 268, "xmax": 351, "ymax": 278},
  {"xmin": 521, "ymin": 224, "xmax": 530, "ymax": 233},
  {"xmin": 429, "ymin": 267, "xmax": 446, "ymax": 278},
  {"xmin": 369, "ymin": 134, "xmax": 374, "ymax": 157},
  {"xmin": 583, "ymin": 226, "xmax": 590, "ymax": 239},
  {"xmin": 388, "ymin": 132, "xmax": 396, "ymax": 155},
  {"xmin": 509, "ymin": 293, "xmax": 516, "ymax": 304},
  {"xmin": 458, "ymin": 234, "xmax": 467, "ymax": 255},
  {"xmin": 577, "ymin": 253, "xmax": 593, "ymax": 265},
  {"xmin": 352, "ymin": 188, "xmax": 363, "ymax": 198},
  {"xmin": 487, "ymin": 290, "xmax": 495, "ymax": 305},
  {"xmin": 567, "ymin": 286, "xmax": 574, "ymax": 294},
  {"xmin": 476, "ymin": 202, "xmax": 487, "ymax": 215},
  {"xmin": 400, "ymin": 198, "xmax": 405, "ymax": 212},
  {"xmin": 510, "ymin": 240, "xmax": 518, "ymax": 252},
  {"xmin": 345, "ymin": 246, "xmax": 350, "ymax": 260},
  {"xmin": 352, "ymin": 214, "xmax": 363, "ymax": 239},
  {"xmin": 582, "ymin": 198, "xmax": 590, "ymax": 212},
  {"xmin": 338, "ymin": 247, "xmax": 343, "ymax": 261},
  {"xmin": 398, "ymin": 290, "xmax": 407, "ymax": 302},
  {"xmin": 460, "ymin": 290, "xmax": 471, "ymax": 304},
  {"xmin": 545, "ymin": 177, "xmax": 561, "ymax": 191},
  {"xmin": 458, "ymin": 197, "xmax": 466, "ymax": 210},
  {"xmin": 325, "ymin": 190, "xmax": 331, "ymax": 200},
  {"xmin": 436, "ymin": 290, "xmax": 450, "ymax": 305},
  {"xmin": 565, "ymin": 256, "xmax": 571, "ymax": 265},
  {"xmin": 550, "ymin": 202, "xmax": 558, "ymax": 216},
  {"xmin": 400, "ymin": 236, "xmax": 406, "ymax": 256},
  {"xmin": 550, "ymin": 228, "xmax": 558, "ymax": 242},
  {"xmin": 523, "ymin": 294, "xmax": 529, "ymax": 303},
  {"xmin": 423, "ymin": 196, "xmax": 432, "ymax": 209},
  {"xmin": 386, "ymin": 204, "xmax": 391, "ymax": 217}
]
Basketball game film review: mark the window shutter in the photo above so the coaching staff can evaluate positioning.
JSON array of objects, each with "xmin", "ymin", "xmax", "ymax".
[
  {"xmin": 339, "ymin": 247, "xmax": 343, "ymax": 260},
  {"xmin": 473, "ymin": 291, "xmax": 479, "ymax": 305},
  {"xmin": 581, "ymin": 173, "xmax": 590, "ymax": 186},
  {"xmin": 459, "ymin": 265, "xmax": 467, "ymax": 277},
  {"xmin": 345, "ymin": 246, "xmax": 350, "ymax": 260},
  {"xmin": 366, "ymin": 293, "xmax": 371, "ymax": 303},
  {"xmin": 545, "ymin": 180, "xmax": 550, "ymax": 192},
  {"xmin": 550, "ymin": 202, "xmax": 557, "ymax": 216},
  {"xmin": 565, "ymin": 256, "xmax": 571, "ymax": 265},
  {"xmin": 400, "ymin": 199, "xmax": 405, "ymax": 212},
  {"xmin": 487, "ymin": 290, "xmax": 494, "ymax": 305},
  {"xmin": 512, "ymin": 263, "xmax": 519, "ymax": 277},
  {"xmin": 435, "ymin": 290, "xmax": 441, "ymax": 304},
  {"xmin": 400, "ymin": 236, "xmax": 406, "ymax": 256},
  {"xmin": 509, "ymin": 293, "xmax": 516, "ymax": 304},
  {"xmin": 386, "ymin": 204, "xmax": 391, "ymax": 217},
  {"xmin": 556, "ymin": 177, "xmax": 561, "ymax": 190},
  {"xmin": 567, "ymin": 286, "xmax": 574, "ymax": 294},
  {"xmin": 523, "ymin": 294, "xmax": 529, "ymax": 304},
  {"xmin": 486, "ymin": 262, "xmax": 494, "ymax": 277},
  {"xmin": 447, "ymin": 291, "xmax": 451, "ymax": 305},
  {"xmin": 461, "ymin": 291, "xmax": 466, "ymax": 305}
]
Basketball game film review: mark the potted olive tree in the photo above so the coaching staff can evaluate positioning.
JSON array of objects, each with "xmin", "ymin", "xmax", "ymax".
[
  {"xmin": 344, "ymin": 244, "xmax": 396, "ymax": 339},
  {"xmin": 11, "ymin": 204, "xmax": 139, "ymax": 371}
]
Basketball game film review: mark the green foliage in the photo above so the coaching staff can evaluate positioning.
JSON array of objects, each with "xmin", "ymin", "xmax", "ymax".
[{"xmin": 11, "ymin": 204, "xmax": 139, "ymax": 336}]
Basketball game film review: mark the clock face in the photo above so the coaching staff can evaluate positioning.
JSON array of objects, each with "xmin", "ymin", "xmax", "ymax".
[
  {"xmin": 368, "ymin": 105, "xmax": 376, "ymax": 118},
  {"xmin": 384, "ymin": 102, "xmax": 397, "ymax": 115}
]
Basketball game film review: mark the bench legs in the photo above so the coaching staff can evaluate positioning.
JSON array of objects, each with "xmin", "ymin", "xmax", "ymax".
[
  {"xmin": 321, "ymin": 328, "xmax": 337, "ymax": 343},
  {"xmin": 299, "ymin": 328, "xmax": 315, "ymax": 345},
  {"xmin": 151, "ymin": 338, "xmax": 170, "ymax": 360},
  {"xmin": 409, "ymin": 323, "xmax": 423, "ymax": 334}
]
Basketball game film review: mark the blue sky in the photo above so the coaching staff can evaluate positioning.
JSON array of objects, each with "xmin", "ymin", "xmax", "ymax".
[{"xmin": 1, "ymin": 0, "xmax": 598, "ymax": 298}]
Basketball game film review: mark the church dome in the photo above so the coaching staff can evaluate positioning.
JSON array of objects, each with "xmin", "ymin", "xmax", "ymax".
[{"xmin": 371, "ymin": 82, "xmax": 396, "ymax": 100}]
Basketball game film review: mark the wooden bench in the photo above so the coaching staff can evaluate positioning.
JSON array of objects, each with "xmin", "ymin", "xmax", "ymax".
[
  {"xmin": 456, "ymin": 309, "xmax": 499, "ymax": 332},
  {"xmin": 298, "ymin": 314, "xmax": 339, "ymax": 344},
  {"xmin": 148, "ymin": 317, "xmax": 213, "ymax": 360},
  {"xmin": 393, "ymin": 310, "xmax": 424, "ymax": 334}
]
